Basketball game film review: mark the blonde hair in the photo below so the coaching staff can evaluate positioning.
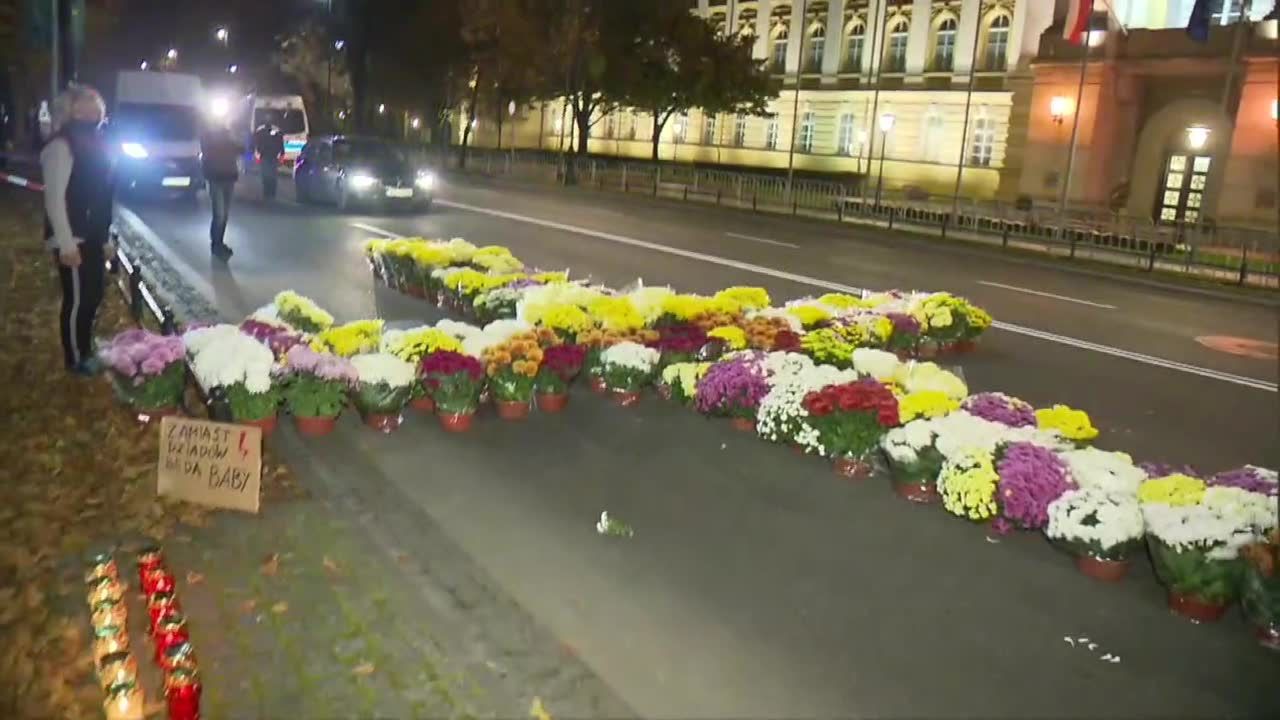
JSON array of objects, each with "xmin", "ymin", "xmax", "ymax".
[{"xmin": 51, "ymin": 85, "xmax": 106, "ymax": 132}]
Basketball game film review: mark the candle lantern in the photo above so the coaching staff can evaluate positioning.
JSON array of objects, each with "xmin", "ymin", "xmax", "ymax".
[
  {"xmin": 153, "ymin": 614, "xmax": 191, "ymax": 665},
  {"xmin": 97, "ymin": 651, "xmax": 138, "ymax": 690},
  {"xmin": 164, "ymin": 667, "xmax": 203, "ymax": 720},
  {"xmin": 93, "ymin": 624, "xmax": 130, "ymax": 662},
  {"xmin": 102, "ymin": 679, "xmax": 145, "ymax": 720}
]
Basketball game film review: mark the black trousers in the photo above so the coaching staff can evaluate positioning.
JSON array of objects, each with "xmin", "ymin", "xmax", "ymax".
[
  {"xmin": 209, "ymin": 180, "xmax": 235, "ymax": 247},
  {"xmin": 55, "ymin": 242, "xmax": 105, "ymax": 369},
  {"xmin": 261, "ymin": 160, "xmax": 278, "ymax": 198}
]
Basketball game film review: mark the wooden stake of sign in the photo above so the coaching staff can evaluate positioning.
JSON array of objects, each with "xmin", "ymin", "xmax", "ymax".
[{"xmin": 157, "ymin": 417, "xmax": 261, "ymax": 513}]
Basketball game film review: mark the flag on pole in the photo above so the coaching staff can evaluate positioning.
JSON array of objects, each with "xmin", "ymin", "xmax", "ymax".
[
  {"xmin": 1187, "ymin": 0, "xmax": 1212, "ymax": 42},
  {"xmin": 1064, "ymin": 0, "xmax": 1093, "ymax": 44}
]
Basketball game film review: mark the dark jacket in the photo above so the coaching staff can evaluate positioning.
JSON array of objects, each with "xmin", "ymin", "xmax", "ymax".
[
  {"xmin": 43, "ymin": 122, "xmax": 114, "ymax": 248},
  {"xmin": 253, "ymin": 126, "xmax": 285, "ymax": 163},
  {"xmin": 201, "ymin": 127, "xmax": 241, "ymax": 182}
]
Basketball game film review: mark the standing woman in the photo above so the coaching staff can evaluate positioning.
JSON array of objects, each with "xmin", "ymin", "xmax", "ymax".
[{"xmin": 40, "ymin": 85, "xmax": 114, "ymax": 376}]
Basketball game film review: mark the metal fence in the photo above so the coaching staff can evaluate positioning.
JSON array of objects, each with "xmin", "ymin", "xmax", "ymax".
[{"xmin": 452, "ymin": 147, "xmax": 1280, "ymax": 290}]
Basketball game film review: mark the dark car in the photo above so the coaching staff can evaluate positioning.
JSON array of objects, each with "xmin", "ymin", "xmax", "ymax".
[{"xmin": 293, "ymin": 135, "xmax": 434, "ymax": 212}]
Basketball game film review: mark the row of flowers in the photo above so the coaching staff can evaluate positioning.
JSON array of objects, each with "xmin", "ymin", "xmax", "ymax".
[{"xmin": 362, "ymin": 237, "xmax": 993, "ymax": 359}]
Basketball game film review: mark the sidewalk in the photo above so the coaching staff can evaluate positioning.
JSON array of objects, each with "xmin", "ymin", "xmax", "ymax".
[{"xmin": 0, "ymin": 189, "xmax": 628, "ymax": 719}]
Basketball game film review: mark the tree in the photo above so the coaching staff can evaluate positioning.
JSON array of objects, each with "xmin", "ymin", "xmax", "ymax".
[{"xmin": 275, "ymin": 17, "xmax": 351, "ymax": 132}]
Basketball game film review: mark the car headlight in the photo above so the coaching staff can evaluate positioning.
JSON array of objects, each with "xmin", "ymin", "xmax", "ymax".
[
  {"xmin": 414, "ymin": 172, "xmax": 435, "ymax": 191},
  {"xmin": 121, "ymin": 142, "xmax": 149, "ymax": 159},
  {"xmin": 347, "ymin": 173, "xmax": 378, "ymax": 190}
]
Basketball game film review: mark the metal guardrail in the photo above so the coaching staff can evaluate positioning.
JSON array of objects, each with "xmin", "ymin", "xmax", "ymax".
[
  {"xmin": 453, "ymin": 147, "xmax": 1279, "ymax": 290},
  {"xmin": 111, "ymin": 234, "xmax": 177, "ymax": 335}
]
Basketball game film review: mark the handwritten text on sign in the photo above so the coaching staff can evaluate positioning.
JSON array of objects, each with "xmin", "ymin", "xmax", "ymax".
[{"xmin": 157, "ymin": 417, "xmax": 261, "ymax": 513}]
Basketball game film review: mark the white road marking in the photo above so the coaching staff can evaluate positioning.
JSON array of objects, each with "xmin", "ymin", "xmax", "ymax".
[
  {"xmin": 725, "ymin": 231, "xmax": 799, "ymax": 248},
  {"xmin": 435, "ymin": 198, "xmax": 1277, "ymax": 393},
  {"xmin": 350, "ymin": 221, "xmax": 400, "ymax": 237},
  {"xmin": 977, "ymin": 281, "xmax": 1117, "ymax": 310}
]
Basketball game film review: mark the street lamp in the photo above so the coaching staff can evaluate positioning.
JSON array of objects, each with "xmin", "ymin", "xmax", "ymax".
[
  {"xmin": 411, "ymin": 117, "xmax": 421, "ymax": 129},
  {"xmin": 1185, "ymin": 125, "xmax": 1210, "ymax": 151},
  {"xmin": 874, "ymin": 112, "xmax": 895, "ymax": 208},
  {"xmin": 334, "ymin": 39, "xmax": 345, "ymax": 51},
  {"xmin": 327, "ymin": 39, "xmax": 345, "ymax": 131},
  {"xmin": 139, "ymin": 60, "xmax": 149, "ymax": 70},
  {"xmin": 227, "ymin": 64, "xmax": 238, "ymax": 74},
  {"xmin": 377, "ymin": 103, "xmax": 386, "ymax": 114},
  {"xmin": 215, "ymin": 27, "xmax": 229, "ymax": 44},
  {"xmin": 166, "ymin": 48, "xmax": 178, "ymax": 61},
  {"xmin": 1049, "ymin": 96, "xmax": 1073, "ymax": 125}
]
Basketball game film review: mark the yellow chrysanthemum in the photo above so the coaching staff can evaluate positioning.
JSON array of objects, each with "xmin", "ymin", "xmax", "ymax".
[
  {"xmin": 1035, "ymin": 404, "xmax": 1099, "ymax": 441},
  {"xmin": 712, "ymin": 286, "xmax": 771, "ymax": 312},
  {"xmin": 898, "ymin": 390, "xmax": 960, "ymax": 423},
  {"xmin": 311, "ymin": 319, "xmax": 385, "ymax": 357},
  {"xmin": 787, "ymin": 304, "xmax": 832, "ymax": 328},
  {"xmin": 707, "ymin": 325, "xmax": 747, "ymax": 350},
  {"xmin": 587, "ymin": 296, "xmax": 644, "ymax": 332},
  {"xmin": 817, "ymin": 293, "xmax": 866, "ymax": 311},
  {"xmin": 1138, "ymin": 474, "xmax": 1206, "ymax": 507}
]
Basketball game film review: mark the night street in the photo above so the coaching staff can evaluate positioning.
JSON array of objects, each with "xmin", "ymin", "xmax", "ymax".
[{"xmin": 112, "ymin": 175, "xmax": 1280, "ymax": 718}]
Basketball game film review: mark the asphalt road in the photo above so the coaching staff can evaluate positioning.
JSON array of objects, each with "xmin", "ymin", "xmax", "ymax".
[{"xmin": 118, "ymin": 176, "xmax": 1280, "ymax": 718}]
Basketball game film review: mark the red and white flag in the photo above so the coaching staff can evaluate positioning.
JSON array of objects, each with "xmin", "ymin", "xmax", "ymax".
[{"xmin": 1064, "ymin": 0, "xmax": 1094, "ymax": 45}]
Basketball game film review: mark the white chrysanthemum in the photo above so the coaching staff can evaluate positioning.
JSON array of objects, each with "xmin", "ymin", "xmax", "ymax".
[
  {"xmin": 755, "ymin": 362, "xmax": 859, "ymax": 452},
  {"xmin": 758, "ymin": 351, "xmax": 814, "ymax": 384},
  {"xmin": 1202, "ymin": 486, "xmax": 1278, "ymax": 532},
  {"xmin": 1058, "ymin": 448, "xmax": 1146, "ymax": 498},
  {"xmin": 434, "ymin": 319, "xmax": 481, "ymax": 341},
  {"xmin": 930, "ymin": 411, "xmax": 1006, "ymax": 460},
  {"xmin": 600, "ymin": 341, "xmax": 659, "ymax": 371},
  {"xmin": 184, "ymin": 324, "xmax": 274, "ymax": 393},
  {"xmin": 624, "ymin": 286, "xmax": 675, "ymax": 324},
  {"xmin": 851, "ymin": 348, "xmax": 901, "ymax": 382},
  {"xmin": 351, "ymin": 353, "xmax": 416, "ymax": 388},
  {"xmin": 1141, "ymin": 501, "xmax": 1259, "ymax": 559},
  {"xmin": 1046, "ymin": 488, "xmax": 1144, "ymax": 551},
  {"xmin": 881, "ymin": 419, "xmax": 938, "ymax": 464}
]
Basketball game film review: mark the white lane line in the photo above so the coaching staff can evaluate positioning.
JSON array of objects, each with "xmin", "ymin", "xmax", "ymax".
[
  {"xmin": 725, "ymin": 231, "xmax": 799, "ymax": 248},
  {"xmin": 351, "ymin": 222, "xmax": 400, "ymax": 237},
  {"xmin": 977, "ymin": 281, "xmax": 1117, "ymax": 310},
  {"xmin": 431, "ymin": 199, "xmax": 1275, "ymax": 392}
]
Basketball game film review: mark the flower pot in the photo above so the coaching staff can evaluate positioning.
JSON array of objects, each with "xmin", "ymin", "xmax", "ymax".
[
  {"xmin": 729, "ymin": 417, "xmax": 756, "ymax": 433},
  {"xmin": 791, "ymin": 443, "xmax": 806, "ymax": 455},
  {"xmin": 406, "ymin": 285, "xmax": 426, "ymax": 299},
  {"xmin": 589, "ymin": 376, "xmax": 607, "ymax": 394},
  {"xmin": 611, "ymin": 389, "xmax": 641, "ymax": 407},
  {"xmin": 1254, "ymin": 625, "xmax": 1280, "ymax": 651},
  {"xmin": 240, "ymin": 414, "xmax": 278, "ymax": 437},
  {"xmin": 438, "ymin": 412, "xmax": 475, "ymax": 433},
  {"xmin": 833, "ymin": 456, "xmax": 872, "ymax": 480},
  {"xmin": 495, "ymin": 399, "xmax": 531, "ymax": 421},
  {"xmin": 409, "ymin": 395, "xmax": 436, "ymax": 413},
  {"xmin": 363, "ymin": 412, "xmax": 402, "ymax": 433},
  {"xmin": 294, "ymin": 415, "xmax": 337, "ymax": 437},
  {"xmin": 1074, "ymin": 554, "xmax": 1129, "ymax": 583},
  {"xmin": 916, "ymin": 342, "xmax": 939, "ymax": 360},
  {"xmin": 952, "ymin": 339, "xmax": 977, "ymax": 354},
  {"xmin": 656, "ymin": 383, "xmax": 673, "ymax": 401},
  {"xmin": 537, "ymin": 392, "xmax": 569, "ymax": 413},
  {"xmin": 893, "ymin": 480, "xmax": 939, "ymax": 504},
  {"xmin": 1167, "ymin": 591, "xmax": 1229, "ymax": 623}
]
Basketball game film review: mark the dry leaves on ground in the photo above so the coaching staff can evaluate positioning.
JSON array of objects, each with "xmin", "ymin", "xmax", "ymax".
[
  {"xmin": 351, "ymin": 661, "xmax": 376, "ymax": 676},
  {"xmin": 260, "ymin": 552, "xmax": 281, "ymax": 577}
]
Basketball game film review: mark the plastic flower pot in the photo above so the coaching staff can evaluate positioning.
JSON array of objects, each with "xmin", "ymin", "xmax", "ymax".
[
  {"xmin": 611, "ymin": 389, "xmax": 641, "ymax": 407},
  {"xmin": 405, "ymin": 284, "xmax": 426, "ymax": 300},
  {"xmin": 495, "ymin": 399, "xmax": 531, "ymax": 421},
  {"xmin": 833, "ymin": 455, "xmax": 873, "ymax": 480},
  {"xmin": 1074, "ymin": 555, "xmax": 1130, "ymax": 583},
  {"xmin": 362, "ymin": 412, "xmax": 402, "ymax": 433},
  {"xmin": 294, "ymin": 415, "xmax": 338, "ymax": 437},
  {"xmin": 536, "ymin": 392, "xmax": 569, "ymax": 413},
  {"xmin": 409, "ymin": 395, "xmax": 436, "ymax": 413},
  {"xmin": 438, "ymin": 412, "xmax": 475, "ymax": 433},
  {"xmin": 729, "ymin": 416, "xmax": 756, "ymax": 433},
  {"xmin": 893, "ymin": 479, "xmax": 939, "ymax": 504},
  {"xmin": 791, "ymin": 443, "xmax": 807, "ymax": 455},
  {"xmin": 952, "ymin": 339, "xmax": 978, "ymax": 354},
  {"xmin": 917, "ymin": 341, "xmax": 940, "ymax": 360},
  {"xmin": 240, "ymin": 414, "xmax": 278, "ymax": 437},
  {"xmin": 589, "ymin": 376, "xmax": 607, "ymax": 394},
  {"xmin": 656, "ymin": 383, "xmax": 673, "ymax": 401},
  {"xmin": 1149, "ymin": 539, "xmax": 1242, "ymax": 624},
  {"xmin": 1241, "ymin": 564, "xmax": 1280, "ymax": 651},
  {"xmin": 1167, "ymin": 592, "xmax": 1229, "ymax": 623}
]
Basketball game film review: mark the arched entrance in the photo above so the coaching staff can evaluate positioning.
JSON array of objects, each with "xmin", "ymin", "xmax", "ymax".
[{"xmin": 1127, "ymin": 99, "xmax": 1231, "ymax": 224}]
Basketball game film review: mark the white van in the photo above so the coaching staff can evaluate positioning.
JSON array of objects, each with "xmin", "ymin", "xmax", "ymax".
[
  {"xmin": 111, "ymin": 71, "xmax": 204, "ymax": 196},
  {"xmin": 232, "ymin": 94, "xmax": 309, "ymax": 168}
]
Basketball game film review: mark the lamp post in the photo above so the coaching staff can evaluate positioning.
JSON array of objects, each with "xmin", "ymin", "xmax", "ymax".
[
  {"xmin": 874, "ymin": 112, "xmax": 894, "ymax": 208},
  {"xmin": 215, "ymin": 27, "xmax": 229, "ymax": 45},
  {"xmin": 1049, "ymin": 96, "xmax": 1072, "ymax": 125},
  {"xmin": 1185, "ymin": 125, "xmax": 1210, "ymax": 151},
  {"xmin": 327, "ymin": 39, "xmax": 345, "ymax": 131}
]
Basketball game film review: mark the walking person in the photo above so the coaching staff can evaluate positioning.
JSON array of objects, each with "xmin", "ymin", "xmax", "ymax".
[
  {"xmin": 253, "ymin": 123, "xmax": 284, "ymax": 200},
  {"xmin": 201, "ymin": 119, "xmax": 240, "ymax": 260},
  {"xmin": 40, "ymin": 85, "xmax": 114, "ymax": 376}
]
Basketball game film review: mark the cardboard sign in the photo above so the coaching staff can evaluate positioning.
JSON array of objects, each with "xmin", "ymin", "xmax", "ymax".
[{"xmin": 157, "ymin": 417, "xmax": 261, "ymax": 513}]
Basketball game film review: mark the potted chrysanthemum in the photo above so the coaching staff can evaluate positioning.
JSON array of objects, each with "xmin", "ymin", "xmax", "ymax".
[
  {"xmin": 694, "ymin": 354, "xmax": 770, "ymax": 432},
  {"xmin": 598, "ymin": 341, "xmax": 660, "ymax": 406},
  {"xmin": 421, "ymin": 350, "xmax": 486, "ymax": 432},
  {"xmin": 185, "ymin": 324, "xmax": 281, "ymax": 434},
  {"xmin": 991, "ymin": 442, "xmax": 1077, "ymax": 535},
  {"xmin": 535, "ymin": 344, "xmax": 585, "ymax": 413},
  {"xmin": 938, "ymin": 448, "xmax": 1000, "ymax": 524},
  {"xmin": 802, "ymin": 379, "xmax": 900, "ymax": 479},
  {"xmin": 880, "ymin": 419, "xmax": 944, "ymax": 503},
  {"xmin": 99, "ymin": 329, "xmax": 187, "ymax": 418},
  {"xmin": 279, "ymin": 345, "xmax": 357, "ymax": 436},
  {"xmin": 1242, "ymin": 529, "xmax": 1280, "ymax": 650},
  {"xmin": 482, "ymin": 332, "xmax": 543, "ymax": 421},
  {"xmin": 381, "ymin": 326, "xmax": 465, "ymax": 413},
  {"xmin": 1140, "ymin": 475, "xmax": 1259, "ymax": 622},
  {"xmin": 350, "ymin": 353, "xmax": 416, "ymax": 432},
  {"xmin": 1045, "ymin": 488, "xmax": 1145, "ymax": 582}
]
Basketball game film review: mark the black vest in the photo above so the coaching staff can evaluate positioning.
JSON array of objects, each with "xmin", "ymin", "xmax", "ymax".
[{"xmin": 44, "ymin": 124, "xmax": 114, "ymax": 246}]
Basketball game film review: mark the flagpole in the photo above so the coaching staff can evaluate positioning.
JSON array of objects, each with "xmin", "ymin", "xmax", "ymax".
[
  {"xmin": 1056, "ymin": 0, "xmax": 1095, "ymax": 220},
  {"xmin": 785, "ymin": 0, "xmax": 809, "ymax": 200},
  {"xmin": 863, "ymin": 0, "xmax": 887, "ymax": 203},
  {"xmin": 949, "ymin": 0, "xmax": 986, "ymax": 222},
  {"xmin": 1220, "ymin": 0, "xmax": 1252, "ymax": 115}
]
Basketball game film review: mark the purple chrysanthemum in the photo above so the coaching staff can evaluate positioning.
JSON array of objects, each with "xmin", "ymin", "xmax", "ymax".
[
  {"xmin": 694, "ymin": 356, "xmax": 770, "ymax": 417},
  {"xmin": 963, "ymin": 392, "xmax": 1036, "ymax": 428},
  {"xmin": 1139, "ymin": 461, "xmax": 1200, "ymax": 479},
  {"xmin": 995, "ymin": 442, "xmax": 1076, "ymax": 532},
  {"xmin": 1209, "ymin": 466, "xmax": 1278, "ymax": 497}
]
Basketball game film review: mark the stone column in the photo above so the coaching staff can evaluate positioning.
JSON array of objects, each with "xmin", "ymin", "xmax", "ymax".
[
  {"xmin": 755, "ymin": 0, "xmax": 773, "ymax": 60},
  {"xmin": 905, "ymin": 0, "xmax": 934, "ymax": 79},
  {"xmin": 822, "ymin": 0, "xmax": 846, "ymax": 75},
  {"xmin": 953, "ymin": 0, "xmax": 981, "ymax": 80},
  {"xmin": 861, "ymin": 0, "xmax": 886, "ymax": 78},
  {"xmin": 785, "ymin": 1, "xmax": 804, "ymax": 76}
]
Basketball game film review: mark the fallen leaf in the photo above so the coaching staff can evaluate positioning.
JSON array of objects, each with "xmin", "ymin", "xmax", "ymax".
[
  {"xmin": 322, "ymin": 556, "xmax": 342, "ymax": 577},
  {"xmin": 270, "ymin": 601, "xmax": 288, "ymax": 614},
  {"xmin": 185, "ymin": 571, "xmax": 205, "ymax": 586},
  {"xmin": 260, "ymin": 553, "xmax": 280, "ymax": 576},
  {"xmin": 351, "ymin": 661, "xmax": 375, "ymax": 676},
  {"xmin": 394, "ymin": 553, "xmax": 411, "ymax": 564},
  {"xmin": 238, "ymin": 599, "xmax": 258, "ymax": 615}
]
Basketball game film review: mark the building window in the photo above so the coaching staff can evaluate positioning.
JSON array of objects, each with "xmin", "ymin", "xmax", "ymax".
[
  {"xmin": 765, "ymin": 116, "xmax": 779, "ymax": 150},
  {"xmin": 771, "ymin": 26, "xmax": 789, "ymax": 71},
  {"xmin": 625, "ymin": 112, "xmax": 637, "ymax": 140},
  {"xmin": 703, "ymin": 114, "xmax": 718, "ymax": 145},
  {"xmin": 844, "ymin": 23, "xmax": 865, "ymax": 72},
  {"xmin": 674, "ymin": 112, "xmax": 688, "ymax": 143},
  {"xmin": 1211, "ymin": 0, "xmax": 1246, "ymax": 23},
  {"xmin": 884, "ymin": 19, "xmax": 909, "ymax": 73},
  {"xmin": 807, "ymin": 24, "xmax": 825, "ymax": 71},
  {"xmin": 984, "ymin": 15, "xmax": 1010, "ymax": 71},
  {"xmin": 798, "ymin": 111, "xmax": 816, "ymax": 152},
  {"xmin": 933, "ymin": 17, "xmax": 957, "ymax": 72},
  {"xmin": 733, "ymin": 113, "xmax": 747, "ymax": 147},
  {"xmin": 969, "ymin": 111, "xmax": 995, "ymax": 167},
  {"xmin": 921, "ymin": 107, "xmax": 945, "ymax": 163},
  {"xmin": 837, "ymin": 112, "xmax": 857, "ymax": 156},
  {"xmin": 604, "ymin": 113, "xmax": 616, "ymax": 139}
]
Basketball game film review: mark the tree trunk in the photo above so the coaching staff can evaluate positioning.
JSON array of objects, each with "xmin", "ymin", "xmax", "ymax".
[
  {"xmin": 496, "ymin": 101, "xmax": 504, "ymax": 151},
  {"xmin": 650, "ymin": 109, "xmax": 662, "ymax": 161},
  {"xmin": 459, "ymin": 71, "xmax": 482, "ymax": 170},
  {"xmin": 574, "ymin": 106, "xmax": 591, "ymax": 158}
]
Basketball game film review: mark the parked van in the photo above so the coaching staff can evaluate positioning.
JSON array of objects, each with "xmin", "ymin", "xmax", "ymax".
[
  {"xmin": 231, "ymin": 93, "xmax": 309, "ymax": 169},
  {"xmin": 111, "ymin": 71, "xmax": 204, "ymax": 197}
]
